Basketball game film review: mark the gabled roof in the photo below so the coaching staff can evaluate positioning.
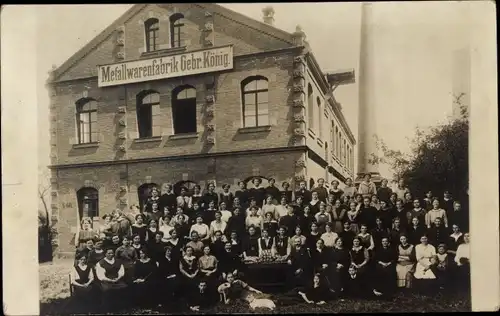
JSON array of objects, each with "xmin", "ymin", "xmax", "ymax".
[{"xmin": 49, "ymin": 3, "xmax": 296, "ymax": 83}]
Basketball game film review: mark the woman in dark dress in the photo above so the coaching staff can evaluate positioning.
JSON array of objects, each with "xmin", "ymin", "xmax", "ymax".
[
  {"xmin": 228, "ymin": 231, "xmax": 243, "ymax": 257},
  {"xmin": 132, "ymin": 248, "xmax": 159, "ymax": 307},
  {"xmin": 331, "ymin": 199, "xmax": 348, "ymax": 233},
  {"xmin": 300, "ymin": 205, "xmax": 315, "ymax": 236},
  {"xmin": 339, "ymin": 221, "xmax": 356, "ymax": 250},
  {"xmin": 235, "ymin": 181, "xmax": 249, "ymax": 209},
  {"xmin": 298, "ymin": 273, "xmax": 332, "ymax": 305},
  {"xmin": 95, "ymin": 248, "xmax": 128, "ymax": 307},
  {"xmin": 202, "ymin": 182, "xmax": 219, "ymax": 210},
  {"xmin": 158, "ymin": 246, "xmax": 181, "ymax": 302},
  {"xmin": 149, "ymin": 231, "xmax": 166, "ymax": 264},
  {"xmin": 371, "ymin": 217, "xmax": 390, "ymax": 250},
  {"xmin": 198, "ymin": 245, "xmax": 219, "ymax": 287},
  {"xmin": 70, "ymin": 253, "xmax": 95, "ymax": 301},
  {"xmin": 330, "ymin": 237, "xmax": 350, "ymax": 292},
  {"xmin": 191, "ymin": 185, "xmax": 203, "ymax": 208},
  {"xmin": 349, "ymin": 237, "xmax": 369, "ymax": 276},
  {"xmin": 165, "ymin": 228, "xmax": 184, "ymax": 261},
  {"xmin": 373, "ymin": 237, "xmax": 397, "ymax": 297},
  {"xmin": 329, "ymin": 180, "xmax": 344, "ymax": 204},
  {"xmin": 407, "ymin": 217, "xmax": 427, "ymax": 246},
  {"xmin": 220, "ymin": 184, "xmax": 234, "ymax": 211},
  {"xmin": 179, "ymin": 246, "xmax": 200, "ymax": 293},
  {"xmin": 131, "ymin": 214, "xmax": 148, "ymax": 245},
  {"xmin": 306, "ymin": 222, "xmax": 321, "ymax": 251},
  {"xmin": 281, "ymin": 181, "xmax": 293, "ymax": 204},
  {"xmin": 274, "ymin": 226, "xmax": 291, "ymax": 261},
  {"xmin": 243, "ymin": 226, "xmax": 261, "ymax": 262},
  {"xmin": 377, "ymin": 200, "xmax": 395, "ymax": 231}
]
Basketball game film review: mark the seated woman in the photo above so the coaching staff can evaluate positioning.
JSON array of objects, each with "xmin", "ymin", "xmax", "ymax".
[
  {"xmin": 190, "ymin": 215, "xmax": 211, "ymax": 245},
  {"xmin": 373, "ymin": 237, "xmax": 397, "ymax": 297},
  {"xmin": 70, "ymin": 253, "xmax": 95, "ymax": 301},
  {"xmin": 342, "ymin": 265, "xmax": 383, "ymax": 299},
  {"xmin": 298, "ymin": 273, "xmax": 332, "ymax": 305},
  {"xmin": 185, "ymin": 231, "xmax": 205, "ymax": 258},
  {"xmin": 179, "ymin": 246, "xmax": 200, "ymax": 293},
  {"xmin": 158, "ymin": 246, "xmax": 180, "ymax": 302},
  {"xmin": 349, "ymin": 237, "xmax": 370, "ymax": 276},
  {"xmin": 434, "ymin": 243, "xmax": 452, "ymax": 291},
  {"xmin": 274, "ymin": 226, "xmax": 292, "ymax": 261},
  {"xmin": 396, "ymin": 235, "xmax": 415, "ymax": 289},
  {"xmin": 413, "ymin": 235, "xmax": 437, "ymax": 294},
  {"xmin": 95, "ymin": 248, "xmax": 128, "ymax": 306},
  {"xmin": 262, "ymin": 212, "xmax": 279, "ymax": 238},
  {"xmin": 132, "ymin": 247, "xmax": 159, "ymax": 307},
  {"xmin": 210, "ymin": 211, "xmax": 227, "ymax": 239},
  {"xmin": 290, "ymin": 226, "xmax": 307, "ymax": 247},
  {"xmin": 320, "ymin": 222, "xmax": 338, "ymax": 248},
  {"xmin": 243, "ymin": 226, "xmax": 260, "ymax": 263},
  {"xmin": 131, "ymin": 214, "xmax": 148, "ymax": 245},
  {"xmin": 258, "ymin": 228, "xmax": 276, "ymax": 261},
  {"xmin": 218, "ymin": 272, "xmax": 275, "ymax": 310},
  {"xmin": 198, "ymin": 245, "xmax": 219, "ymax": 286},
  {"xmin": 187, "ymin": 279, "xmax": 218, "ymax": 312},
  {"xmin": 454, "ymin": 232, "xmax": 470, "ymax": 291}
]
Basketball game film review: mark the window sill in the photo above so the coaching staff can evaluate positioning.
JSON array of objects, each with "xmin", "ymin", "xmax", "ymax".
[
  {"xmin": 133, "ymin": 136, "xmax": 162, "ymax": 143},
  {"xmin": 72, "ymin": 142, "xmax": 99, "ymax": 149},
  {"xmin": 169, "ymin": 133, "xmax": 199, "ymax": 140},
  {"xmin": 238, "ymin": 125, "xmax": 272, "ymax": 134},
  {"xmin": 141, "ymin": 46, "xmax": 187, "ymax": 58}
]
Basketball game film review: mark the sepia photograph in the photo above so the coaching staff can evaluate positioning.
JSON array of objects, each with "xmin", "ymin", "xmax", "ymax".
[{"xmin": 1, "ymin": 1, "xmax": 498, "ymax": 315}]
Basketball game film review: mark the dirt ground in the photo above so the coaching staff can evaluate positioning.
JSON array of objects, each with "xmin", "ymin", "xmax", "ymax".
[{"xmin": 39, "ymin": 259, "xmax": 471, "ymax": 315}]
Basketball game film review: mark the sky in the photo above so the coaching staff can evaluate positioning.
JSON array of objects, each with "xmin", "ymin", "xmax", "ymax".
[{"xmin": 33, "ymin": 2, "xmax": 471, "ymax": 180}]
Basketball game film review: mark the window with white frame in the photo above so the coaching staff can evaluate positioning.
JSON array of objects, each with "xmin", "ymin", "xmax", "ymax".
[
  {"xmin": 242, "ymin": 76, "xmax": 269, "ymax": 127},
  {"xmin": 76, "ymin": 98, "xmax": 98, "ymax": 144}
]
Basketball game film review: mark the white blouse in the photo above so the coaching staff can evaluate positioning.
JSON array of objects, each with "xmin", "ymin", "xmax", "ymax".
[{"xmin": 455, "ymin": 243, "xmax": 470, "ymax": 266}]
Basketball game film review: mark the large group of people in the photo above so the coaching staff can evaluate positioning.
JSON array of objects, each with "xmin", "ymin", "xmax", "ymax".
[{"xmin": 71, "ymin": 174, "xmax": 470, "ymax": 311}]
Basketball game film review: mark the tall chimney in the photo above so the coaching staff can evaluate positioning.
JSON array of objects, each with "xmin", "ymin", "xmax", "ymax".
[
  {"xmin": 262, "ymin": 6, "xmax": 275, "ymax": 26},
  {"xmin": 355, "ymin": 2, "xmax": 382, "ymax": 185}
]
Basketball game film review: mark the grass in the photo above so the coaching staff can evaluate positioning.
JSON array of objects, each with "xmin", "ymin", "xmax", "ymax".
[{"xmin": 40, "ymin": 259, "xmax": 471, "ymax": 315}]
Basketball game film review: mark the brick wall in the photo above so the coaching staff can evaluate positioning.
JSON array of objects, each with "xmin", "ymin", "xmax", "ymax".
[
  {"xmin": 54, "ymin": 149, "xmax": 303, "ymax": 256},
  {"xmin": 55, "ymin": 3, "xmax": 293, "ymax": 82},
  {"xmin": 51, "ymin": 50, "xmax": 297, "ymax": 166}
]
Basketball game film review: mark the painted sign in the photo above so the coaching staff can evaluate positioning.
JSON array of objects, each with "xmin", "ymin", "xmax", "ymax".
[{"xmin": 98, "ymin": 45, "xmax": 233, "ymax": 87}]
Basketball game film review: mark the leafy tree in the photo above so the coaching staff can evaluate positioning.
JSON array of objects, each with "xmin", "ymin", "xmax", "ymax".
[{"xmin": 369, "ymin": 106, "xmax": 469, "ymax": 201}]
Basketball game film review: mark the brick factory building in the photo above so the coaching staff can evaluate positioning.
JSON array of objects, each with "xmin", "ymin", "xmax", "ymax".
[{"xmin": 46, "ymin": 3, "xmax": 356, "ymax": 256}]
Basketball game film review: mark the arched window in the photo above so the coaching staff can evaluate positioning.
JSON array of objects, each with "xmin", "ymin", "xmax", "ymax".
[
  {"xmin": 137, "ymin": 183, "xmax": 158, "ymax": 212},
  {"xmin": 307, "ymin": 84, "xmax": 314, "ymax": 130},
  {"xmin": 242, "ymin": 76, "xmax": 269, "ymax": 128},
  {"xmin": 170, "ymin": 13, "xmax": 184, "ymax": 48},
  {"xmin": 77, "ymin": 187, "xmax": 99, "ymax": 219},
  {"xmin": 145, "ymin": 18, "xmax": 159, "ymax": 52},
  {"xmin": 76, "ymin": 98, "xmax": 98, "ymax": 144},
  {"xmin": 316, "ymin": 97, "xmax": 322, "ymax": 138},
  {"xmin": 172, "ymin": 86, "xmax": 197, "ymax": 134},
  {"xmin": 137, "ymin": 91, "xmax": 160, "ymax": 138}
]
